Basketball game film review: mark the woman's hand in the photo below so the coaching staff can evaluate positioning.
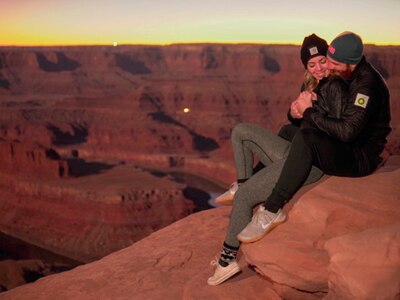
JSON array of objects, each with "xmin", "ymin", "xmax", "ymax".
[
  {"xmin": 295, "ymin": 91, "xmax": 313, "ymax": 117},
  {"xmin": 290, "ymin": 101, "xmax": 302, "ymax": 119}
]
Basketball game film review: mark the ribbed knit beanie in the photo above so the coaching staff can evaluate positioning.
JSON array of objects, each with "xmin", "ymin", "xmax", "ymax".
[
  {"xmin": 300, "ymin": 33, "xmax": 328, "ymax": 68},
  {"xmin": 327, "ymin": 31, "xmax": 363, "ymax": 64}
]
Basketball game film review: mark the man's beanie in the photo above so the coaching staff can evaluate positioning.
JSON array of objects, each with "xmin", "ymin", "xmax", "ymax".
[
  {"xmin": 300, "ymin": 33, "xmax": 328, "ymax": 68},
  {"xmin": 327, "ymin": 31, "xmax": 363, "ymax": 64}
]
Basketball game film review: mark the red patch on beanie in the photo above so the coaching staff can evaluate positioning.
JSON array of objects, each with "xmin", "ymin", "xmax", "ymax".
[{"xmin": 328, "ymin": 45, "xmax": 336, "ymax": 54}]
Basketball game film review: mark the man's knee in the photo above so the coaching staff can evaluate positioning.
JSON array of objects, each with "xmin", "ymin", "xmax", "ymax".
[
  {"xmin": 278, "ymin": 124, "xmax": 299, "ymax": 141},
  {"xmin": 300, "ymin": 128, "xmax": 326, "ymax": 145}
]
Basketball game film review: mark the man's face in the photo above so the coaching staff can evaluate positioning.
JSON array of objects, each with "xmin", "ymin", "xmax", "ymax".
[{"xmin": 327, "ymin": 56, "xmax": 353, "ymax": 78}]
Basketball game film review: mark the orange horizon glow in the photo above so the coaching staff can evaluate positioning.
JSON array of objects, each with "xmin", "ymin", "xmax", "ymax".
[
  {"xmin": 2, "ymin": 42, "xmax": 400, "ymax": 48},
  {"xmin": 1, "ymin": 39, "xmax": 399, "ymax": 48},
  {"xmin": 1, "ymin": 0, "xmax": 399, "ymax": 47}
]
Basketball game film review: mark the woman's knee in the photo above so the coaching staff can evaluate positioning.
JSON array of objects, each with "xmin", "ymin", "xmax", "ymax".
[{"xmin": 231, "ymin": 123, "xmax": 253, "ymax": 141}]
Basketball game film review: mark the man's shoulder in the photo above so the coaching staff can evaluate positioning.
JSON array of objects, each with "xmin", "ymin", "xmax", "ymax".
[
  {"xmin": 355, "ymin": 58, "xmax": 384, "ymax": 81},
  {"xmin": 353, "ymin": 59, "xmax": 388, "ymax": 89},
  {"xmin": 350, "ymin": 59, "xmax": 390, "ymax": 104}
]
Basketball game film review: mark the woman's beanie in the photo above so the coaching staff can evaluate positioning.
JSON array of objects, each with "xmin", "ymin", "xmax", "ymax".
[
  {"xmin": 300, "ymin": 33, "xmax": 328, "ymax": 68},
  {"xmin": 327, "ymin": 31, "xmax": 363, "ymax": 64}
]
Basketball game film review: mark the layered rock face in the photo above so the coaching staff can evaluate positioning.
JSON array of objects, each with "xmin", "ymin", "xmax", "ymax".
[
  {"xmin": 1, "ymin": 156, "xmax": 398, "ymax": 300},
  {"xmin": 0, "ymin": 163, "xmax": 194, "ymax": 263},
  {"xmin": 0, "ymin": 44, "xmax": 399, "ymax": 287},
  {"xmin": 1, "ymin": 44, "xmax": 399, "ymax": 164}
]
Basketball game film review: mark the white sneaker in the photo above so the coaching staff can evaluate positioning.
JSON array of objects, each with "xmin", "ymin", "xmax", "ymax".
[
  {"xmin": 214, "ymin": 182, "xmax": 239, "ymax": 205},
  {"xmin": 207, "ymin": 259, "xmax": 241, "ymax": 286},
  {"xmin": 237, "ymin": 206, "xmax": 286, "ymax": 243}
]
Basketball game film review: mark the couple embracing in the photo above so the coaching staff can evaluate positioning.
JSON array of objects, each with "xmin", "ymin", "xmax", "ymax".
[{"xmin": 208, "ymin": 31, "xmax": 391, "ymax": 286}]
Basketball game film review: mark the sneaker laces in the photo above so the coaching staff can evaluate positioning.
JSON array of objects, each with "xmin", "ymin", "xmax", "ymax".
[
  {"xmin": 210, "ymin": 257, "xmax": 219, "ymax": 267},
  {"xmin": 253, "ymin": 207, "xmax": 275, "ymax": 226},
  {"xmin": 229, "ymin": 182, "xmax": 238, "ymax": 194}
]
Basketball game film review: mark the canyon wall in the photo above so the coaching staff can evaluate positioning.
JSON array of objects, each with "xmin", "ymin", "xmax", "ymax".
[
  {"xmin": 0, "ymin": 44, "xmax": 399, "ymax": 266},
  {"xmin": 1, "ymin": 44, "xmax": 399, "ymax": 169}
]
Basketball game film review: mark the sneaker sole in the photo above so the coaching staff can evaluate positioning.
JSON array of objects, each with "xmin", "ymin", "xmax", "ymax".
[
  {"xmin": 237, "ymin": 214, "xmax": 286, "ymax": 244},
  {"xmin": 214, "ymin": 194, "xmax": 234, "ymax": 206},
  {"xmin": 207, "ymin": 265, "xmax": 241, "ymax": 286}
]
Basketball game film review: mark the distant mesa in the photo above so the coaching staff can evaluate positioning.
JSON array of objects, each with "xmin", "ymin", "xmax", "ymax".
[
  {"xmin": 149, "ymin": 111, "xmax": 184, "ymax": 127},
  {"xmin": 190, "ymin": 133, "xmax": 219, "ymax": 152},
  {"xmin": 201, "ymin": 47, "xmax": 219, "ymax": 69},
  {"xmin": 149, "ymin": 111, "xmax": 220, "ymax": 152},
  {"xmin": 66, "ymin": 159, "xmax": 116, "ymax": 177},
  {"xmin": 260, "ymin": 47, "xmax": 281, "ymax": 73},
  {"xmin": 47, "ymin": 123, "xmax": 88, "ymax": 146},
  {"xmin": 140, "ymin": 92, "xmax": 163, "ymax": 111},
  {"xmin": 0, "ymin": 54, "xmax": 11, "ymax": 89},
  {"xmin": 114, "ymin": 53, "xmax": 152, "ymax": 75},
  {"xmin": 263, "ymin": 54, "xmax": 280, "ymax": 73},
  {"xmin": 36, "ymin": 52, "xmax": 80, "ymax": 72}
]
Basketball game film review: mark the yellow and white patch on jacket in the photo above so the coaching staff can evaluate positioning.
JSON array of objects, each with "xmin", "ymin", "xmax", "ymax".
[{"xmin": 354, "ymin": 93, "xmax": 369, "ymax": 108}]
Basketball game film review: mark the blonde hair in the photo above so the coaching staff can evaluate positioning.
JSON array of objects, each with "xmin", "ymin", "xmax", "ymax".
[{"xmin": 303, "ymin": 69, "xmax": 318, "ymax": 92}]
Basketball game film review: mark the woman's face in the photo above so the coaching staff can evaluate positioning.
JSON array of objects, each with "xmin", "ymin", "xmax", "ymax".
[{"xmin": 307, "ymin": 55, "xmax": 329, "ymax": 81}]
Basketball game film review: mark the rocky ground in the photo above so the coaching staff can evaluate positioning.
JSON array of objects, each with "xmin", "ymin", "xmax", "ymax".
[{"xmin": 0, "ymin": 156, "xmax": 398, "ymax": 299}]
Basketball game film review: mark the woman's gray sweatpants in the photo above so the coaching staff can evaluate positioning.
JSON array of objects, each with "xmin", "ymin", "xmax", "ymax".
[{"xmin": 225, "ymin": 123, "xmax": 323, "ymax": 248}]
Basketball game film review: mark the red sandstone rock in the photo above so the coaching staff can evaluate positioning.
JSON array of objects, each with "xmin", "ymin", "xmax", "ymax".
[
  {"xmin": 0, "ymin": 139, "xmax": 68, "ymax": 178},
  {"xmin": 1, "ymin": 157, "xmax": 398, "ymax": 299},
  {"xmin": 0, "ymin": 207, "xmax": 283, "ymax": 299},
  {"xmin": 324, "ymin": 223, "xmax": 400, "ymax": 300},
  {"xmin": 0, "ymin": 164, "xmax": 195, "ymax": 262},
  {"xmin": 242, "ymin": 156, "xmax": 400, "ymax": 298}
]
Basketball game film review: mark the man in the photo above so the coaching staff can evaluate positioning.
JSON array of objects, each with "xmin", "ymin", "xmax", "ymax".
[{"xmin": 237, "ymin": 31, "xmax": 392, "ymax": 243}]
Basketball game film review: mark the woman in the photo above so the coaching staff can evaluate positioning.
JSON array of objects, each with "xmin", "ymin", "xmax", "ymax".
[{"xmin": 208, "ymin": 33, "xmax": 348, "ymax": 286}]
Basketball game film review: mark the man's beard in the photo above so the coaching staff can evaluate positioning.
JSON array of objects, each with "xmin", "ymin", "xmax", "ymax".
[{"xmin": 329, "ymin": 65, "xmax": 353, "ymax": 79}]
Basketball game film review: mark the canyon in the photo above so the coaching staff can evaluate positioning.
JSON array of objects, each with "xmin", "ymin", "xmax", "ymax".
[{"xmin": 0, "ymin": 44, "xmax": 399, "ymax": 294}]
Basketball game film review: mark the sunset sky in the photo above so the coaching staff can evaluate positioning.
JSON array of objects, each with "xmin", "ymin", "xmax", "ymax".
[{"xmin": 1, "ymin": 0, "xmax": 399, "ymax": 46}]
